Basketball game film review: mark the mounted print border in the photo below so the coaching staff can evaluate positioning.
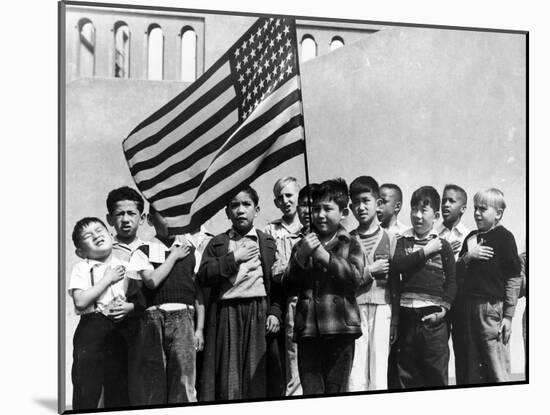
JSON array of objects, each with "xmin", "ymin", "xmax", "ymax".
[{"xmin": 59, "ymin": 0, "xmax": 528, "ymax": 413}]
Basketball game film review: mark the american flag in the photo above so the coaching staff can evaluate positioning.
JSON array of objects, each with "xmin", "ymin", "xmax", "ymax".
[{"xmin": 123, "ymin": 17, "xmax": 305, "ymax": 234}]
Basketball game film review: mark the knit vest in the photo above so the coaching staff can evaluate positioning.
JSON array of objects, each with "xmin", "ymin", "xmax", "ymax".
[{"xmin": 138, "ymin": 244, "xmax": 196, "ymax": 306}]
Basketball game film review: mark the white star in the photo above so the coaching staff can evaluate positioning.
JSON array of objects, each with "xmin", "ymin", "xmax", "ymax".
[
  {"xmin": 269, "ymin": 17, "xmax": 274, "ymax": 22},
  {"xmin": 243, "ymin": 55, "xmax": 249, "ymax": 64},
  {"xmin": 241, "ymin": 112, "xmax": 247, "ymax": 120},
  {"xmin": 253, "ymin": 85, "xmax": 258, "ymax": 95},
  {"xmin": 276, "ymin": 19, "xmax": 281, "ymax": 27},
  {"xmin": 276, "ymin": 33, "xmax": 282, "ymax": 42},
  {"xmin": 242, "ymin": 40, "xmax": 247, "ymax": 49},
  {"xmin": 250, "ymin": 49, "xmax": 256, "ymax": 58},
  {"xmin": 283, "ymin": 25, "xmax": 289, "ymax": 34},
  {"xmin": 258, "ymin": 65, "xmax": 263, "ymax": 74},
  {"xmin": 266, "ymin": 72, "xmax": 272, "ymax": 82},
  {"xmin": 278, "ymin": 46, "xmax": 284, "ymax": 55},
  {"xmin": 241, "ymin": 85, "xmax": 246, "ymax": 94},
  {"xmin": 234, "ymin": 48, "xmax": 240, "ymax": 57},
  {"xmin": 247, "ymin": 92, "xmax": 252, "ymax": 101},
  {"xmin": 279, "ymin": 72, "xmax": 285, "ymax": 81},
  {"xmin": 286, "ymin": 65, "xmax": 293, "ymax": 75},
  {"xmin": 238, "ymin": 74, "xmax": 245, "ymax": 83},
  {"xmin": 254, "ymin": 99, "xmax": 259, "ymax": 108},
  {"xmin": 271, "ymin": 52, "xmax": 277, "ymax": 62},
  {"xmin": 246, "ymin": 67, "xmax": 251, "ymax": 76},
  {"xmin": 269, "ymin": 39, "xmax": 275, "ymax": 48},
  {"xmin": 279, "ymin": 60, "xmax": 285, "ymax": 70},
  {"xmin": 249, "ymin": 33, "xmax": 255, "ymax": 44},
  {"xmin": 286, "ymin": 52, "xmax": 293, "ymax": 61},
  {"xmin": 257, "ymin": 41, "xmax": 263, "ymax": 50},
  {"xmin": 272, "ymin": 66, "xmax": 278, "ymax": 76},
  {"xmin": 259, "ymin": 79, "xmax": 265, "ymax": 89},
  {"xmin": 286, "ymin": 39, "xmax": 291, "ymax": 48},
  {"xmin": 256, "ymin": 28, "xmax": 262, "ymax": 37},
  {"xmin": 236, "ymin": 62, "xmax": 242, "ymax": 71},
  {"xmin": 263, "ymin": 60, "xmax": 270, "ymax": 69},
  {"xmin": 264, "ymin": 21, "xmax": 269, "ymax": 30},
  {"xmin": 253, "ymin": 61, "xmax": 258, "ymax": 69}
]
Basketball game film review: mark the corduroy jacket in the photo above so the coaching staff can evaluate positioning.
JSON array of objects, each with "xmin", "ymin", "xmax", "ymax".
[{"xmin": 284, "ymin": 226, "xmax": 364, "ymax": 341}]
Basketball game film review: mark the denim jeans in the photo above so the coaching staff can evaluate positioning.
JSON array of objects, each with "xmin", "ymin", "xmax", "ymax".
[
  {"xmin": 463, "ymin": 297, "xmax": 511, "ymax": 384},
  {"xmin": 298, "ymin": 336, "xmax": 355, "ymax": 395},
  {"xmin": 137, "ymin": 307, "xmax": 197, "ymax": 404},
  {"xmin": 394, "ymin": 306, "xmax": 449, "ymax": 388}
]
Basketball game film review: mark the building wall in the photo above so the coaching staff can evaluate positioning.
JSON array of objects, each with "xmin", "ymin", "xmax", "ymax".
[{"xmin": 62, "ymin": 15, "xmax": 526, "ymax": 408}]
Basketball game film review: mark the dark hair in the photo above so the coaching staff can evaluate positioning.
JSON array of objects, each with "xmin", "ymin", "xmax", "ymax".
[
  {"xmin": 312, "ymin": 178, "xmax": 349, "ymax": 210},
  {"xmin": 72, "ymin": 217, "xmax": 108, "ymax": 249},
  {"xmin": 410, "ymin": 186, "xmax": 441, "ymax": 212},
  {"xmin": 226, "ymin": 185, "xmax": 259, "ymax": 208},
  {"xmin": 106, "ymin": 186, "xmax": 145, "ymax": 214},
  {"xmin": 298, "ymin": 183, "xmax": 320, "ymax": 201},
  {"xmin": 380, "ymin": 183, "xmax": 403, "ymax": 203},
  {"xmin": 350, "ymin": 176, "xmax": 379, "ymax": 199},
  {"xmin": 443, "ymin": 184, "xmax": 468, "ymax": 204}
]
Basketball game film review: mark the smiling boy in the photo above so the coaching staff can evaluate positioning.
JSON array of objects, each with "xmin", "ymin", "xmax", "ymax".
[
  {"xmin": 69, "ymin": 217, "xmax": 131, "ymax": 410},
  {"xmin": 285, "ymin": 178, "xmax": 363, "ymax": 394},
  {"xmin": 457, "ymin": 188, "xmax": 522, "ymax": 384},
  {"xmin": 392, "ymin": 186, "xmax": 456, "ymax": 388}
]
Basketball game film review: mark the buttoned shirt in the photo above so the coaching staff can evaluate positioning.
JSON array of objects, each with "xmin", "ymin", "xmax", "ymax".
[
  {"xmin": 435, "ymin": 221, "xmax": 470, "ymax": 259},
  {"xmin": 263, "ymin": 218, "xmax": 303, "ymax": 282},
  {"xmin": 220, "ymin": 227, "xmax": 267, "ymax": 300}
]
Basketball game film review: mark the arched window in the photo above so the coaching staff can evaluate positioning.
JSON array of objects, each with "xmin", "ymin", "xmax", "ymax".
[
  {"xmin": 180, "ymin": 27, "xmax": 197, "ymax": 82},
  {"xmin": 330, "ymin": 36, "xmax": 345, "ymax": 51},
  {"xmin": 301, "ymin": 35, "xmax": 317, "ymax": 63},
  {"xmin": 114, "ymin": 22, "xmax": 130, "ymax": 78},
  {"xmin": 78, "ymin": 19, "xmax": 95, "ymax": 77},
  {"xmin": 147, "ymin": 25, "xmax": 163, "ymax": 80}
]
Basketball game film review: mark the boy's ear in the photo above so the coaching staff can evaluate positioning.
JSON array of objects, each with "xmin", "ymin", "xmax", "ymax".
[
  {"xmin": 394, "ymin": 201, "xmax": 402, "ymax": 214},
  {"xmin": 106, "ymin": 213, "xmax": 114, "ymax": 227},
  {"xmin": 225, "ymin": 207, "xmax": 230, "ymax": 219},
  {"xmin": 139, "ymin": 212, "xmax": 145, "ymax": 225},
  {"xmin": 342, "ymin": 207, "xmax": 349, "ymax": 217},
  {"xmin": 75, "ymin": 248, "xmax": 85, "ymax": 259},
  {"xmin": 255, "ymin": 205, "xmax": 260, "ymax": 216},
  {"xmin": 459, "ymin": 205, "xmax": 467, "ymax": 215},
  {"xmin": 496, "ymin": 208, "xmax": 504, "ymax": 221},
  {"xmin": 434, "ymin": 211, "xmax": 441, "ymax": 220},
  {"xmin": 146, "ymin": 213, "xmax": 153, "ymax": 226}
]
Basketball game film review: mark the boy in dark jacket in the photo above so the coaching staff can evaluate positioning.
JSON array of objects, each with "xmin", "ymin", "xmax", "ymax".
[
  {"xmin": 285, "ymin": 178, "xmax": 364, "ymax": 395},
  {"xmin": 392, "ymin": 186, "xmax": 456, "ymax": 388}
]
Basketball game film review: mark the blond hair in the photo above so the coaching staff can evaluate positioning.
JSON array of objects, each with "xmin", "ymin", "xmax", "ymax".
[
  {"xmin": 473, "ymin": 188, "xmax": 506, "ymax": 211},
  {"xmin": 273, "ymin": 176, "xmax": 300, "ymax": 197}
]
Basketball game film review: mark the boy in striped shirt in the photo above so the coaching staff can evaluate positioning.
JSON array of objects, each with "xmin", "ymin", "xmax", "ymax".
[
  {"xmin": 347, "ymin": 176, "xmax": 398, "ymax": 391},
  {"xmin": 392, "ymin": 186, "xmax": 456, "ymax": 388}
]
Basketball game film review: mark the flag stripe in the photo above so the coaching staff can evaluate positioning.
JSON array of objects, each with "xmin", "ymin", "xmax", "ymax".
[
  {"xmin": 124, "ymin": 73, "xmax": 233, "ymax": 161},
  {"xmin": 129, "ymin": 97, "xmax": 239, "ymax": 179},
  {"xmin": 165, "ymin": 140, "xmax": 305, "ymax": 234},
  {"xmin": 157, "ymin": 121, "xmax": 304, "ymax": 217},
  {"xmin": 125, "ymin": 55, "xmax": 230, "ymax": 139}
]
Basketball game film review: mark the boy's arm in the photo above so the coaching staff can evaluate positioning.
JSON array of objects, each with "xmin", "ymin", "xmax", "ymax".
[
  {"xmin": 141, "ymin": 245, "xmax": 191, "ymax": 289},
  {"xmin": 193, "ymin": 279, "xmax": 205, "ymax": 351},
  {"xmin": 502, "ymin": 234, "xmax": 522, "ymax": 319},
  {"xmin": 393, "ymin": 237, "xmax": 443, "ymax": 274},
  {"xmin": 441, "ymin": 239, "xmax": 457, "ymax": 310},
  {"xmin": 283, "ymin": 242, "xmax": 308, "ymax": 295},
  {"xmin": 72, "ymin": 265, "xmax": 125, "ymax": 311}
]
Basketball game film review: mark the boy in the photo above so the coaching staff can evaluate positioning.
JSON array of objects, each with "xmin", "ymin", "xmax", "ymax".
[
  {"xmin": 104, "ymin": 186, "xmax": 147, "ymax": 405},
  {"xmin": 285, "ymin": 178, "xmax": 364, "ymax": 394},
  {"xmin": 434, "ymin": 184, "xmax": 470, "ymax": 384},
  {"xmin": 347, "ymin": 176, "xmax": 398, "ymax": 391},
  {"xmin": 198, "ymin": 186, "xmax": 284, "ymax": 400},
  {"xmin": 392, "ymin": 186, "xmax": 456, "ymax": 388},
  {"xmin": 457, "ymin": 188, "xmax": 522, "ymax": 384},
  {"xmin": 69, "ymin": 217, "xmax": 135, "ymax": 410},
  {"xmin": 132, "ymin": 206, "xmax": 205, "ymax": 404},
  {"xmin": 377, "ymin": 183, "xmax": 410, "ymax": 238},
  {"xmin": 264, "ymin": 177, "xmax": 303, "ymax": 396}
]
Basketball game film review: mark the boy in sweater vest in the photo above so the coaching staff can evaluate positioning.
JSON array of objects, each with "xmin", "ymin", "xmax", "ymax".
[
  {"xmin": 457, "ymin": 188, "xmax": 522, "ymax": 383},
  {"xmin": 132, "ymin": 206, "xmax": 205, "ymax": 404},
  {"xmin": 347, "ymin": 176, "xmax": 398, "ymax": 391},
  {"xmin": 392, "ymin": 186, "xmax": 456, "ymax": 388}
]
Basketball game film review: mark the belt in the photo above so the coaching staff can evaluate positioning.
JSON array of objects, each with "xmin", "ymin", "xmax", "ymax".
[{"xmin": 146, "ymin": 303, "xmax": 194, "ymax": 312}]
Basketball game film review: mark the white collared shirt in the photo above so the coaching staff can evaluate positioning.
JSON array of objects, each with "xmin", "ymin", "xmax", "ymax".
[
  {"xmin": 388, "ymin": 219, "xmax": 411, "ymax": 238},
  {"xmin": 69, "ymin": 256, "xmax": 130, "ymax": 315},
  {"xmin": 435, "ymin": 221, "xmax": 470, "ymax": 259}
]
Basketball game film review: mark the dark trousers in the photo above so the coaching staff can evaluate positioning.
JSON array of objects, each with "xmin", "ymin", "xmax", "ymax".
[
  {"xmin": 394, "ymin": 307, "xmax": 449, "ymax": 388},
  {"xmin": 297, "ymin": 336, "xmax": 355, "ymax": 395},
  {"xmin": 449, "ymin": 293, "xmax": 467, "ymax": 385}
]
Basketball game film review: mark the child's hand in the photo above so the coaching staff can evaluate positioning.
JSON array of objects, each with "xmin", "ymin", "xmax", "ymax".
[
  {"xmin": 108, "ymin": 301, "xmax": 134, "ymax": 322},
  {"xmin": 170, "ymin": 245, "xmax": 191, "ymax": 260},
  {"xmin": 390, "ymin": 325, "xmax": 398, "ymax": 345},
  {"xmin": 450, "ymin": 240, "xmax": 462, "ymax": 255},
  {"xmin": 194, "ymin": 329, "xmax": 205, "ymax": 352},
  {"xmin": 105, "ymin": 265, "xmax": 126, "ymax": 284},
  {"xmin": 468, "ymin": 242, "xmax": 494, "ymax": 261},
  {"xmin": 423, "ymin": 237, "xmax": 442, "ymax": 256},
  {"xmin": 499, "ymin": 317, "xmax": 512, "ymax": 345},
  {"xmin": 370, "ymin": 259, "xmax": 390, "ymax": 276},
  {"xmin": 233, "ymin": 244, "xmax": 259, "ymax": 263},
  {"xmin": 301, "ymin": 233, "xmax": 321, "ymax": 257},
  {"xmin": 421, "ymin": 307, "xmax": 446, "ymax": 325},
  {"xmin": 266, "ymin": 315, "xmax": 280, "ymax": 335}
]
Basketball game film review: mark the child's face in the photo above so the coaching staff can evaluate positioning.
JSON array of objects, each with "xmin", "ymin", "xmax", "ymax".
[
  {"xmin": 474, "ymin": 203, "xmax": 502, "ymax": 232},
  {"xmin": 76, "ymin": 222, "xmax": 113, "ymax": 260},
  {"xmin": 148, "ymin": 210, "xmax": 171, "ymax": 239},
  {"xmin": 350, "ymin": 191, "xmax": 378, "ymax": 227},
  {"xmin": 441, "ymin": 189, "xmax": 466, "ymax": 226},
  {"xmin": 297, "ymin": 195, "xmax": 312, "ymax": 230},
  {"xmin": 312, "ymin": 197, "xmax": 343, "ymax": 236},
  {"xmin": 226, "ymin": 191, "xmax": 259, "ymax": 234},
  {"xmin": 410, "ymin": 202, "xmax": 439, "ymax": 238},
  {"xmin": 107, "ymin": 200, "xmax": 144, "ymax": 242},
  {"xmin": 274, "ymin": 183, "xmax": 299, "ymax": 219},
  {"xmin": 376, "ymin": 187, "xmax": 400, "ymax": 227}
]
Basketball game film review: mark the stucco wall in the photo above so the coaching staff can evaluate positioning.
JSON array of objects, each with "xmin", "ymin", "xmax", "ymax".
[{"xmin": 63, "ymin": 25, "xmax": 526, "ymax": 406}]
